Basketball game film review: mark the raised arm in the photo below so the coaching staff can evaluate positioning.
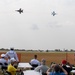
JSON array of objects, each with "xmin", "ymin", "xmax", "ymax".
[{"xmin": 60, "ymin": 65, "xmax": 68, "ymax": 75}]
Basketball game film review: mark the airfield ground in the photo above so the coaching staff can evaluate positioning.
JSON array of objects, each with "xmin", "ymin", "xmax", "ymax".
[{"xmin": 0, "ymin": 50, "xmax": 75, "ymax": 66}]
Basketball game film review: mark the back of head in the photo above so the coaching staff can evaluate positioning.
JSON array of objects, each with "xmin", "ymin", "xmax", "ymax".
[
  {"xmin": 54, "ymin": 64, "xmax": 60, "ymax": 72},
  {"xmin": 10, "ymin": 47, "xmax": 14, "ymax": 51},
  {"xmin": 41, "ymin": 58, "xmax": 46, "ymax": 65},
  {"xmin": 62, "ymin": 60, "xmax": 67, "ymax": 65},
  {"xmin": 10, "ymin": 58, "xmax": 16, "ymax": 63},
  {"xmin": 34, "ymin": 55, "xmax": 37, "ymax": 59}
]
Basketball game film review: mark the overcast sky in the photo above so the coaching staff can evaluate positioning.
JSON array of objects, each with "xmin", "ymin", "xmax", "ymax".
[{"xmin": 0, "ymin": 0, "xmax": 75, "ymax": 50}]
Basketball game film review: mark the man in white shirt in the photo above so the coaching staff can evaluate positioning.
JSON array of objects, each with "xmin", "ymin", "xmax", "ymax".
[
  {"xmin": 0, "ymin": 54, "xmax": 8, "ymax": 70},
  {"xmin": 30, "ymin": 55, "xmax": 40, "ymax": 70},
  {"xmin": 6, "ymin": 47, "xmax": 19, "ymax": 63}
]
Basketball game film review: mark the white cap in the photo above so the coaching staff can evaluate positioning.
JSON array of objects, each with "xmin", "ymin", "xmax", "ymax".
[
  {"xmin": 1, "ymin": 54, "xmax": 6, "ymax": 57},
  {"xmin": 10, "ymin": 58, "xmax": 16, "ymax": 62}
]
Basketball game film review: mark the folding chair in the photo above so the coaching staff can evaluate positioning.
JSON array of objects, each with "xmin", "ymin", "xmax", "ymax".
[
  {"xmin": 31, "ymin": 64, "xmax": 38, "ymax": 70},
  {"xmin": 0, "ymin": 62, "xmax": 8, "ymax": 75}
]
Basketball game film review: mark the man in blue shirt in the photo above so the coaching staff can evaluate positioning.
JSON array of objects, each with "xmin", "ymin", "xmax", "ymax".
[{"xmin": 46, "ymin": 64, "xmax": 68, "ymax": 75}]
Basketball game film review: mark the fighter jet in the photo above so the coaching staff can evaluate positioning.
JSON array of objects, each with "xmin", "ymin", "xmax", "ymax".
[
  {"xmin": 51, "ymin": 11, "xmax": 56, "ymax": 16},
  {"xmin": 16, "ymin": 8, "xmax": 23, "ymax": 14}
]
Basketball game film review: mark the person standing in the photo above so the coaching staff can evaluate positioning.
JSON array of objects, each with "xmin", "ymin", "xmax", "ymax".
[{"xmin": 6, "ymin": 47, "xmax": 19, "ymax": 63}]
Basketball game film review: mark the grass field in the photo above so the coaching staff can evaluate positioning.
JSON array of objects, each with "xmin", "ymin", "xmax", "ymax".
[
  {"xmin": 19, "ymin": 52, "xmax": 75, "ymax": 66},
  {"xmin": 0, "ymin": 51, "xmax": 75, "ymax": 66}
]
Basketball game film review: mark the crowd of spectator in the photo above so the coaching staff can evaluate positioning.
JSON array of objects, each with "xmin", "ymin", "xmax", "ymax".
[{"xmin": 0, "ymin": 48, "xmax": 74, "ymax": 75}]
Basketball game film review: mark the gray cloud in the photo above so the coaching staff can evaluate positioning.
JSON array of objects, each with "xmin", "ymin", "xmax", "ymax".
[
  {"xmin": 30, "ymin": 24, "xmax": 39, "ymax": 30},
  {"xmin": 48, "ymin": 21, "xmax": 62, "ymax": 28}
]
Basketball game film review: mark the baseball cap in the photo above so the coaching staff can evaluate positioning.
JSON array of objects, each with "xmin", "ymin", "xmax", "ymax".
[
  {"xmin": 62, "ymin": 60, "xmax": 67, "ymax": 64},
  {"xmin": 10, "ymin": 58, "xmax": 16, "ymax": 62},
  {"xmin": 1, "ymin": 54, "xmax": 6, "ymax": 57}
]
